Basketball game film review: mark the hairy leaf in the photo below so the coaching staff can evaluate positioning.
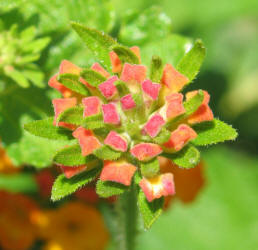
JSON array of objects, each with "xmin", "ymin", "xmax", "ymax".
[
  {"xmin": 57, "ymin": 106, "xmax": 84, "ymax": 126},
  {"xmin": 184, "ymin": 90, "xmax": 204, "ymax": 115},
  {"xmin": 96, "ymin": 180, "xmax": 128, "ymax": 198},
  {"xmin": 80, "ymin": 69, "xmax": 106, "ymax": 87},
  {"xmin": 83, "ymin": 114, "xmax": 104, "ymax": 129},
  {"xmin": 112, "ymin": 45, "xmax": 140, "ymax": 64},
  {"xmin": 150, "ymin": 55, "xmax": 163, "ymax": 83},
  {"xmin": 192, "ymin": 119, "xmax": 238, "ymax": 146},
  {"xmin": 114, "ymin": 80, "xmax": 130, "ymax": 97},
  {"xmin": 94, "ymin": 145, "xmax": 122, "ymax": 160},
  {"xmin": 162, "ymin": 145, "xmax": 200, "ymax": 168},
  {"xmin": 138, "ymin": 190, "xmax": 164, "ymax": 229},
  {"xmin": 24, "ymin": 117, "xmax": 73, "ymax": 141},
  {"xmin": 177, "ymin": 39, "xmax": 206, "ymax": 83},
  {"xmin": 71, "ymin": 22, "xmax": 117, "ymax": 70},
  {"xmin": 58, "ymin": 73, "xmax": 90, "ymax": 96},
  {"xmin": 53, "ymin": 144, "xmax": 99, "ymax": 166},
  {"xmin": 140, "ymin": 158, "xmax": 160, "ymax": 178},
  {"xmin": 51, "ymin": 167, "xmax": 101, "ymax": 201}
]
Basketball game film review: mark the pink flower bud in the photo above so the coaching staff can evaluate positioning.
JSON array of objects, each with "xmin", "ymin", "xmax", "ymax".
[
  {"xmin": 163, "ymin": 124, "xmax": 197, "ymax": 151},
  {"xmin": 120, "ymin": 63, "xmax": 147, "ymax": 84},
  {"xmin": 130, "ymin": 143, "xmax": 162, "ymax": 161},
  {"xmin": 120, "ymin": 94, "xmax": 136, "ymax": 110},
  {"xmin": 143, "ymin": 113, "xmax": 165, "ymax": 138},
  {"xmin": 91, "ymin": 62, "xmax": 110, "ymax": 78},
  {"xmin": 73, "ymin": 127, "xmax": 101, "ymax": 156},
  {"xmin": 186, "ymin": 90, "xmax": 214, "ymax": 124},
  {"xmin": 100, "ymin": 161, "xmax": 137, "ymax": 186},
  {"xmin": 59, "ymin": 165, "xmax": 87, "ymax": 179},
  {"xmin": 59, "ymin": 60, "xmax": 81, "ymax": 75},
  {"xmin": 82, "ymin": 96, "xmax": 102, "ymax": 117},
  {"xmin": 52, "ymin": 98, "xmax": 77, "ymax": 129},
  {"xmin": 161, "ymin": 64, "xmax": 189, "ymax": 93},
  {"xmin": 139, "ymin": 173, "xmax": 175, "ymax": 202},
  {"xmin": 98, "ymin": 76, "xmax": 118, "ymax": 100},
  {"xmin": 104, "ymin": 131, "xmax": 128, "ymax": 152},
  {"xmin": 141, "ymin": 79, "xmax": 161, "ymax": 100},
  {"xmin": 102, "ymin": 103, "xmax": 120, "ymax": 125}
]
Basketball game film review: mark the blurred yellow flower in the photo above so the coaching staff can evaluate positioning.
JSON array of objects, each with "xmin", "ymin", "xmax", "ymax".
[
  {"xmin": 0, "ymin": 191, "xmax": 39, "ymax": 250},
  {"xmin": 36, "ymin": 202, "xmax": 109, "ymax": 250}
]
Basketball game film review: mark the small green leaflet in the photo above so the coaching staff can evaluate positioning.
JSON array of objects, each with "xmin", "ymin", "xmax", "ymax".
[
  {"xmin": 177, "ymin": 39, "xmax": 206, "ymax": 83},
  {"xmin": 96, "ymin": 180, "xmax": 128, "ymax": 198},
  {"xmin": 150, "ymin": 55, "xmax": 163, "ymax": 83},
  {"xmin": 4, "ymin": 67, "xmax": 30, "ymax": 88},
  {"xmin": 24, "ymin": 117, "xmax": 73, "ymax": 141},
  {"xmin": 192, "ymin": 119, "xmax": 238, "ymax": 146},
  {"xmin": 83, "ymin": 113, "xmax": 104, "ymax": 129},
  {"xmin": 114, "ymin": 80, "xmax": 130, "ymax": 97},
  {"xmin": 53, "ymin": 144, "xmax": 99, "ymax": 166},
  {"xmin": 162, "ymin": 144, "xmax": 200, "ymax": 168},
  {"xmin": 138, "ymin": 190, "xmax": 164, "ymax": 229},
  {"xmin": 112, "ymin": 45, "xmax": 140, "ymax": 64},
  {"xmin": 184, "ymin": 90, "xmax": 204, "ymax": 115},
  {"xmin": 153, "ymin": 128, "xmax": 171, "ymax": 144},
  {"xmin": 94, "ymin": 145, "xmax": 122, "ymax": 160},
  {"xmin": 71, "ymin": 22, "xmax": 117, "ymax": 71},
  {"xmin": 51, "ymin": 167, "xmax": 101, "ymax": 201},
  {"xmin": 57, "ymin": 106, "xmax": 84, "ymax": 126},
  {"xmin": 80, "ymin": 69, "xmax": 106, "ymax": 87},
  {"xmin": 140, "ymin": 158, "xmax": 160, "ymax": 178},
  {"xmin": 58, "ymin": 73, "xmax": 90, "ymax": 96}
]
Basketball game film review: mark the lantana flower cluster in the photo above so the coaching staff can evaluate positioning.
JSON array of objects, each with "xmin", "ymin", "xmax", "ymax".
[{"xmin": 48, "ymin": 46, "xmax": 213, "ymax": 202}]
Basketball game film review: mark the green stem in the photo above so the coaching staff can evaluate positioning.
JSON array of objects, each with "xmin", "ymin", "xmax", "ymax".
[{"xmin": 100, "ymin": 186, "xmax": 138, "ymax": 250}]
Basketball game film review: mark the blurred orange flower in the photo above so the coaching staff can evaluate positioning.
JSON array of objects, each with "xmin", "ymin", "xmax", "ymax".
[
  {"xmin": 0, "ymin": 191, "xmax": 39, "ymax": 250},
  {"xmin": 0, "ymin": 146, "xmax": 18, "ymax": 174},
  {"xmin": 35, "ymin": 202, "xmax": 109, "ymax": 250},
  {"xmin": 158, "ymin": 157, "xmax": 205, "ymax": 208}
]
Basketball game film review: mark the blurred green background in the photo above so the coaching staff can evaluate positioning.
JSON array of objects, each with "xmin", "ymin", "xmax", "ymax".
[{"xmin": 0, "ymin": 0, "xmax": 257, "ymax": 249}]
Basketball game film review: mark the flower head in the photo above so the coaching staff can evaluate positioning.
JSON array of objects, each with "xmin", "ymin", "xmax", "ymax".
[
  {"xmin": 24, "ymin": 24, "xmax": 237, "ymax": 228},
  {"xmin": 47, "ymin": 45, "xmax": 214, "ymax": 203}
]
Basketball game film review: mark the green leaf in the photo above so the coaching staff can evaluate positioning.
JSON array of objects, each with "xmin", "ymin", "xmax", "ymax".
[
  {"xmin": 150, "ymin": 55, "xmax": 163, "ymax": 83},
  {"xmin": 83, "ymin": 114, "xmax": 104, "ymax": 129},
  {"xmin": 20, "ymin": 26, "xmax": 36, "ymax": 43},
  {"xmin": 94, "ymin": 145, "xmax": 122, "ymax": 160},
  {"xmin": 80, "ymin": 69, "xmax": 106, "ymax": 88},
  {"xmin": 138, "ymin": 190, "xmax": 164, "ymax": 229},
  {"xmin": 112, "ymin": 45, "xmax": 139, "ymax": 64},
  {"xmin": 57, "ymin": 106, "xmax": 84, "ymax": 126},
  {"xmin": 58, "ymin": 73, "xmax": 91, "ymax": 96},
  {"xmin": 192, "ymin": 119, "xmax": 238, "ymax": 146},
  {"xmin": 96, "ymin": 180, "xmax": 128, "ymax": 198},
  {"xmin": 53, "ymin": 144, "xmax": 99, "ymax": 166},
  {"xmin": 162, "ymin": 145, "xmax": 200, "ymax": 168},
  {"xmin": 176, "ymin": 39, "xmax": 206, "ymax": 82},
  {"xmin": 0, "ymin": 173, "xmax": 38, "ymax": 193},
  {"xmin": 23, "ymin": 37, "xmax": 50, "ymax": 53},
  {"xmin": 4, "ymin": 67, "xmax": 30, "ymax": 88},
  {"xmin": 114, "ymin": 80, "xmax": 130, "ymax": 97},
  {"xmin": 153, "ymin": 128, "xmax": 171, "ymax": 144},
  {"xmin": 24, "ymin": 117, "xmax": 73, "ymax": 141},
  {"xmin": 184, "ymin": 90, "xmax": 204, "ymax": 115},
  {"xmin": 140, "ymin": 158, "xmax": 160, "ymax": 178},
  {"xmin": 0, "ymin": 83, "xmax": 71, "ymax": 167},
  {"xmin": 51, "ymin": 167, "xmax": 101, "ymax": 201},
  {"xmin": 22, "ymin": 69, "xmax": 45, "ymax": 88},
  {"xmin": 119, "ymin": 6, "xmax": 171, "ymax": 46},
  {"xmin": 71, "ymin": 22, "xmax": 117, "ymax": 70}
]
